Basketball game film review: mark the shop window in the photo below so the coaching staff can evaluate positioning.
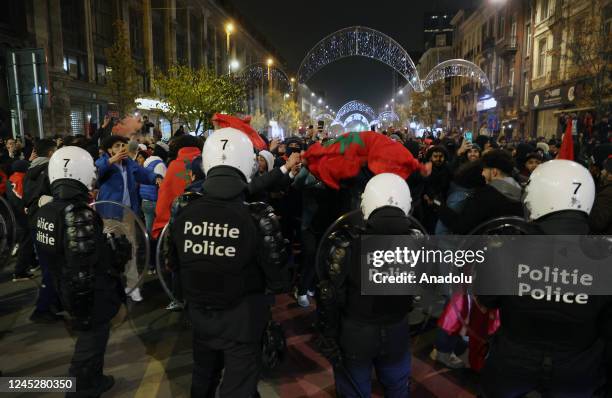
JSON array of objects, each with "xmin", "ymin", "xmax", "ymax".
[{"xmin": 71, "ymin": 109, "xmax": 84, "ymax": 135}]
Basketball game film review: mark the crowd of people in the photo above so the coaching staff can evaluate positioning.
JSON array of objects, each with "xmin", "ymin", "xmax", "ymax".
[{"xmin": 0, "ymin": 111, "xmax": 611, "ymax": 397}]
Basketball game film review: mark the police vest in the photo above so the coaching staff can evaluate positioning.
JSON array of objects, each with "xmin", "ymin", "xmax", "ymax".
[{"xmin": 171, "ymin": 195, "xmax": 261, "ymax": 309}]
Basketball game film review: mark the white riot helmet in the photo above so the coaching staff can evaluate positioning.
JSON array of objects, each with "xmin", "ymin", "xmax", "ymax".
[
  {"xmin": 360, "ymin": 173, "xmax": 412, "ymax": 220},
  {"xmin": 202, "ymin": 127, "xmax": 256, "ymax": 182},
  {"xmin": 48, "ymin": 146, "xmax": 97, "ymax": 190},
  {"xmin": 523, "ymin": 159, "xmax": 595, "ymax": 220}
]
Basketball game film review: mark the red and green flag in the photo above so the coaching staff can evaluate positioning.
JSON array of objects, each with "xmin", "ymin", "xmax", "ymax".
[{"xmin": 303, "ymin": 131, "xmax": 424, "ymax": 189}]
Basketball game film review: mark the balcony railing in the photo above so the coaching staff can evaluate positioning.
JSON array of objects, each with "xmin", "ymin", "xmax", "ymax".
[{"xmin": 499, "ymin": 35, "xmax": 518, "ymax": 55}]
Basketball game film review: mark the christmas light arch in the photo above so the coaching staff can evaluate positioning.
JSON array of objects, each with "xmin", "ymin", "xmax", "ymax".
[
  {"xmin": 238, "ymin": 63, "xmax": 291, "ymax": 92},
  {"xmin": 421, "ymin": 59, "xmax": 491, "ymax": 91},
  {"xmin": 335, "ymin": 100, "xmax": 377, "ymax": 124},
  {"xmin": 297, "ymin": 26, "xmax": 423, "ymax": 91},
  {"xmin": 298, "ymin": 27, "xmax": 491, "ymax": 93}
]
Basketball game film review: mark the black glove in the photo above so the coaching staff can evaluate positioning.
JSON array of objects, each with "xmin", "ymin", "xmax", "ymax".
[{"xmin": 107, "ymin": 233, "xmax": 132, "ymax": 273}]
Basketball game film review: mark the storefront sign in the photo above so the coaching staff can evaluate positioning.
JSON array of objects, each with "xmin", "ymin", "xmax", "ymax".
[{"xmin": 477, "ymin": 97, "xmax": 497, "ymax": 112}]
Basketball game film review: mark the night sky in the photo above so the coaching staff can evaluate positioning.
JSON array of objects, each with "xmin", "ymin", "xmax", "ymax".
[{"xmin": 227, "ymin": 0, "xmax": 478, "ymax": 111}]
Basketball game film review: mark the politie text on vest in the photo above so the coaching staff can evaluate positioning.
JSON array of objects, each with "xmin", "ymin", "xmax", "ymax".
[{"xmin": 183, "ymin": 221, "xmax": 239, "ymax": 257}]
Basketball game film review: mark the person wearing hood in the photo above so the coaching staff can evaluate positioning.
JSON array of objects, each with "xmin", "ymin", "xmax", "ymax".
[
  {"xmin": 249, "ymin": 150, "xmax": 294, "ymax": 204},
  {"xmin": 437, "ymin": 149, "xmax": 523, "ymax": 234},
  {"xmin": 21, "ymin": 139, "xmax": 66, "ymax": 323},
  {"xmin": 422, "ymin": 145, "xmax": 452, "ymax": 233}
]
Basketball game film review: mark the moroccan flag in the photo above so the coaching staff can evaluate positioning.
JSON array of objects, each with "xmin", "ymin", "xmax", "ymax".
[
  {"xmin": 212, "ymin": 113, "xmax": 267, "ymax": 150},
  {"xmin": 303, "ymin": 131, "xmax": 424, "ymax": 189},
  {"xmin": 557, "ymin": 120, "xmax": 574, "ymax": 160}
]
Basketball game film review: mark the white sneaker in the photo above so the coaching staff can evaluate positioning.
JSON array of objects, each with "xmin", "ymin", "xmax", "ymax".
[
  {"xmin": 296, "ymin": 294, "xmax": 310, "ymax": 308},
  {"xmin": 165, "ymin": 301, "xmax": 184, "ymax": 311},
  {"xmin": 307, "ymin": 290, "xmax": 315, "ymax": 297},
  {"xmin": 11, "ymin": 244, "xmax": 19, "ymax": 257},
  {"xmin": 126, "ymin": 287, "xmax": 143, "ymax": 302},
  {"xmin": 429, "ymin": 348, "xmax": 465, "ymax": 369}
]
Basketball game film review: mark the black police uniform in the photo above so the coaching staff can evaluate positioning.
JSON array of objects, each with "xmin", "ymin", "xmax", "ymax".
[
  {"xmin": 34, "ymin": 179, "xmax": 127, "ymax": 397},
  {"xmin": 168, "ymin": 166, "xmax": 286, "ymax": 398},
  {"xmin": 318, "ymin": 206, "xmax": 421, "ymax": 397},
  {"xmin": 478, "ymin": 211, "xmax": 612, "ymax": 398}
]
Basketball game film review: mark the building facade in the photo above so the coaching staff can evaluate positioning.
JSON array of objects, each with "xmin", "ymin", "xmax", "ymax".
[
  {"xmin": 0, "ymin": 0, "xmax": 281, "ymax": 139},
  {"xmin": 450, "ymin": 1, "xmax": 528, "ymax": 137},
  {"xmin": 450, "ymin": 0, "xmax": 611, "ymax": 139}
]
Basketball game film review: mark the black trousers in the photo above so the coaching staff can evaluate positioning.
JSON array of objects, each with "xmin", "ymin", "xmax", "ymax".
[
  {"xmin": 189, "ymin": 305, "xmax": 264, "ymax": 398},
  {"xmin": 65, "ymin": 277, "xmax": 122, "ymax": 398},
  {"xmin": 481, "ymin": 333, "xmax": 606, "ymax": 398},
  {"xmin": 66, "ymin": 322, "xmax": 111, "ymax": 398}
]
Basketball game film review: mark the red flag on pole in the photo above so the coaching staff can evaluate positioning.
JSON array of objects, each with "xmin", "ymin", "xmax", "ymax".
[
  {"xmin": 557, "ymin": 118, "xmax": 574, "ymax": 160},
  {"xmin": 303, "ymin": 131, "xmax": 424, "ymax": 189},
  {"xmin": 212, "ymin": 114, "xmax": 267, "ymax": 151}
]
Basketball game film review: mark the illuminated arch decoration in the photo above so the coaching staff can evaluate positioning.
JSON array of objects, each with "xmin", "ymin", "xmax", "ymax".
[
  {"xmin": 298, "ymin": 27, "xmax": 491, "ymax": 93},
  {"xmin": 343, "ymin": 113, "xmax": 371, "ymax": 131},
  {"xmin": 239, "ymin": 63, "xmax": 291, "ymax": 93},
  {"xmin": 421, "ymin": 59, "xmax": 491, "ymax": 91},
  {"xmin": 378, "ymin": 110, "xmax": 400, "ymax": 124},
  {"xmin": 298, "ymin": 26, "xmax": 423, "ymax": 92},
  {"xmin": 335, "ymin": 100, "xmax": 377, "ymax": 124},
  {"xmin": 314, "ymin": 112, "xmax": 335, "ymax": 122}
]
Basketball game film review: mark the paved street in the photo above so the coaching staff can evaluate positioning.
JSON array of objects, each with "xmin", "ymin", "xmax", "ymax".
[{"xmin": 0, "ymin": 263, "xmax": 478, "ymax": 397}]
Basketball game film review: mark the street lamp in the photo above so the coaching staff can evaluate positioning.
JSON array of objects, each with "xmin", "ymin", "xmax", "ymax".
[
  {"xmin": 385, "ymin": 104, "xmax": 389, "ymax": 108},
  {"xmin": 311, "ymin": 92, "xmax": 315, "ymax": 97},
  {"xmin": 229, "ymin": 59, "xmax": 239, "ymax": 74},
  {"xmin": 225, "ymin": 23, "xmax": 234, "ymax": 56},
  {"xmin": 398, "ymin": 89, "xmax": 404, "ymax": 95},
  {"xmin": 318, "ymin": 98, "xmax": 322, "ymax": 104},
  {"xmin": 266, "ymin": 58, "xmax": 273, "ymax": 88}
]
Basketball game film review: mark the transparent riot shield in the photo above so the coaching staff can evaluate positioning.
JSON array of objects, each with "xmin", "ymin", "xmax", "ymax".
[
  {"xmin": 91, "ymin": 201, "xmax": 150, "ymax": 295},
  {"xmin": 155, "ymin": 223, "xmax": 177, "ymax": 302},
  {"xmin": 0, "ymin": 196, "xmax": 17, "ymax": 266}
]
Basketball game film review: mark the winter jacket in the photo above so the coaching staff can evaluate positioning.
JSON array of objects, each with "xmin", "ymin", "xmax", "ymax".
[
  {"xmin": 95, "ymin": 154, "xmax": 157, "ymax": 218},
  {"xmin": 438, "ymin": 176, "xmax": 523, "ymax": 234},
  {"xmin": 589, "ymin": 181, "xmax": 612, "ymax": 234},
  {"xmin": 434, "ymin": 182, "xmax": 474, "ymax": 235},
  {"xmin": 152, "ymin": 147, "xmax": 201, "ymax": 239},
  {"xmin": 23, "ymin": 157, "xmax": 51, "ymax": 218},
  {"xmin": 139, "ymin": 156, "xmax": 167, "ymax": 202}
]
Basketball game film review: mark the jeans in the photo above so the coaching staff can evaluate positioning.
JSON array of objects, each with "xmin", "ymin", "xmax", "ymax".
[
  {"xmin": 335, "ymin": 350, "xmax": 411, "ymax": 398},
  {"xmin": 141, "ymin": 200, "xmax": 156, "ymax": 234},
  {"xmin": 335, "ymin": 318, "xmax": 412, "ymax": 397}
]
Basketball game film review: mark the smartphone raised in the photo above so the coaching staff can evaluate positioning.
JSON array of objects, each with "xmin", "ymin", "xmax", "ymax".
[{"xmin": 464, "ymin": 131, "xmax": 473, "ymax": 143}]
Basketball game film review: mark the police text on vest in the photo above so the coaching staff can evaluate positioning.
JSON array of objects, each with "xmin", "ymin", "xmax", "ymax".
[
  {"xmin": 36, "ymin": 217, "xmax": 56, "ymax": 246},
  {"xmin": 183, "ymin": 221, "xmax": 239, "ymax": 257},
  {"xmin": 517, "ymin": 264, "xmax": 593, "ymax": 304}
]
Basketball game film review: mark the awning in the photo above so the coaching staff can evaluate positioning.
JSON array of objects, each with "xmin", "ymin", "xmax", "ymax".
[{"xmin": 552, "ymin": 106, "xmax": 594, "ymax": 115}]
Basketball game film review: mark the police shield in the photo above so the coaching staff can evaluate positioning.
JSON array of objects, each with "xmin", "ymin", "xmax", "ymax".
[
  {"xmin": 155, "ymin": 223, "xmax": 177, "ymax": 302},
  {"xmin": 91, "ymin": 201, "xmax": 150, "ymax": 295},
  {"xmin": 0, "ymin": 196, "xmax": 17, "ymax": 265},
  {"xmin": 315, "ymin": 209, "xmax": 365, "ymax": 281}
]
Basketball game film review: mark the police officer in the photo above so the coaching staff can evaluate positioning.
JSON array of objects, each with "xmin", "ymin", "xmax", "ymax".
[
  {"xmin": 317, "ymin": 173, "xmax": 421, "ymax": 397},
  {"xmin": 34, "ymin": 146, "xmax": 129, "ymax": 397},
  {"xmin": 478, "ymin": 159, "xmax": 612, "ymax": 397},
  {"xmin": 168, "ymin": 127, "xmax": 287, "ymax": 397}
]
